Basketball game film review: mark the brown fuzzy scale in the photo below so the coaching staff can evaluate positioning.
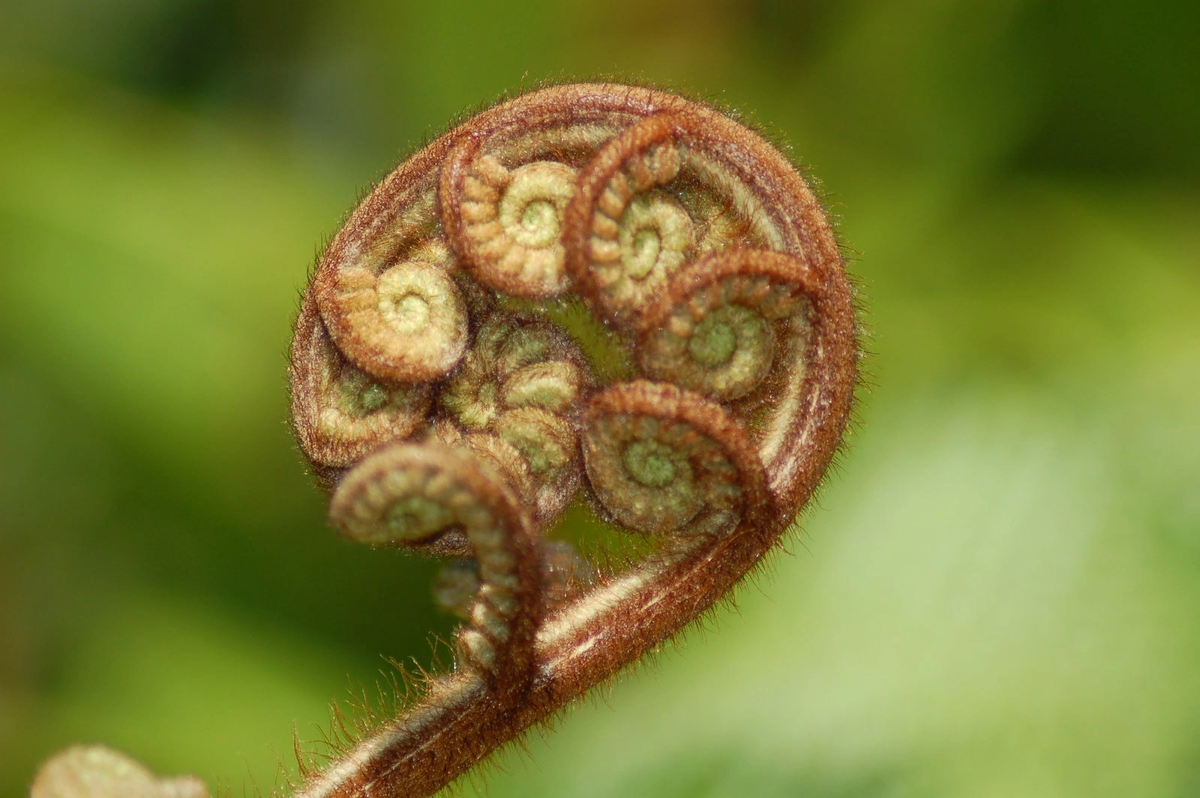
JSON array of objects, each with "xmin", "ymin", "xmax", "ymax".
[{"xmin": 283, "ymin": 82, "xmax": 858, "ymax": 798}]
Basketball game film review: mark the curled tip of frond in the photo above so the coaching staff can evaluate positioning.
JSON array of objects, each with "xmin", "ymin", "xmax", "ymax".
[{"xmin": 288, "ymin": 81, "xmax": 858, "ymax": 798}]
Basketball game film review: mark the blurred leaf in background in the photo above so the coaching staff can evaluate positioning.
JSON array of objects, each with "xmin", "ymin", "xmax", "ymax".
[{"xmin": 1, "ymin": 0, "xmax": 1198, "ymax": 796}]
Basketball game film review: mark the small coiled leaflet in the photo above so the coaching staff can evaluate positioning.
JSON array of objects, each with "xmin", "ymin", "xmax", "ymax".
[
  {"xmin": 639, "ymin": 248, "xmax": 814, "ymax": 402},
  {"xmin": 290, "ymin": 293, "xmax": 432, "ymax": 469},
  {"xmin": 564, "ymin": 114, "xmax": 694, "ymax": 332},
  {"xmin": 443, "ymin": 144, "xmax": 578, "ymax": 297},
  {"xmin": 315, "ymin": 229, "xmax": 470, "ymax": 383},
  {"xmin": 437, "ymin": 312, "xmax": 589, "ymax": 524},
  {"xmin": 440, "ymin": 110, "xmax": 633, "ymax": 300},
  {"xmin": 581, "ymin": 380, "xmax": 764, "ymax": 536},
  {"xmin": 328, "ymin": 441, "xmax": 540, "ymax": 681}
]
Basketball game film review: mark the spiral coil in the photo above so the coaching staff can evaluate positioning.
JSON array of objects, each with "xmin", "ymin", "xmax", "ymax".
[{"xmin": 288, "ymin": 83, "xmax": 858, "ymax": 798}]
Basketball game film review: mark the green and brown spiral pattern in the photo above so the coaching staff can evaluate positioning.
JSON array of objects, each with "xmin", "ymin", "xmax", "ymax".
[{"xmin": 287, "ymin": 83, "xmax": 859, "ymax": 798}]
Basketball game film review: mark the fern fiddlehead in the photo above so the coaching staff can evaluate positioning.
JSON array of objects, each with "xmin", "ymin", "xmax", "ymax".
[
  {"xmin": 282, "ymin": 82, "xmax": 860, "ymax": 798},
  {"xmin": 276, "ymin": 82, "xmax": 860, "ymax": 798}
]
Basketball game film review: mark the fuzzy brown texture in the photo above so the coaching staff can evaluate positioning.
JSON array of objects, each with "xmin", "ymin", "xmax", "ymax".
[{"xmin": 283, "ymin": 82, "xmax": 859, "ymax": 798}]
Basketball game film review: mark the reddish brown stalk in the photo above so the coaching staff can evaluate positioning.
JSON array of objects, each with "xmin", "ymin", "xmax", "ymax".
[{"xmin": 285, "ymin": 82, "xmax": 858, "ymax": 798}]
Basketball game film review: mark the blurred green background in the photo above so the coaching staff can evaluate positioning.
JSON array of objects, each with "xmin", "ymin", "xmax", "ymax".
[{"xmin": 2, "ymin": 0, "xmax": 1198, "ymax": 796}]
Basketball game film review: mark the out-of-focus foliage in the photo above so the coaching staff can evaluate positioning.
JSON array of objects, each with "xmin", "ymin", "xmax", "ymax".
[{"xmin": 1, "ymin": 1, "xmax": 1197, "ymax": 796}]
